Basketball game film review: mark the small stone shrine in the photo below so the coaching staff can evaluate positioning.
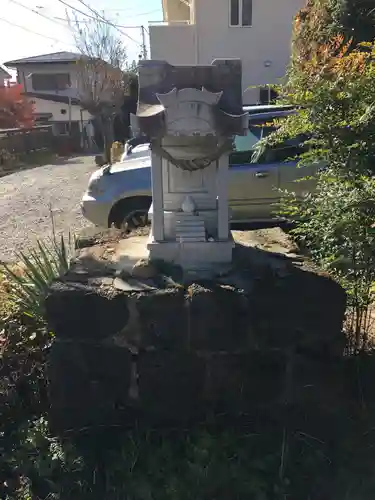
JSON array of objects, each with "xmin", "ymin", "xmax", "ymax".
[
  {"xmin": 132, "ymin": 59, "xmax": 248, "ymax": 273},
  {"xmin": 44, "ymin": 59, "xmax": 347, "ymax": 434}
]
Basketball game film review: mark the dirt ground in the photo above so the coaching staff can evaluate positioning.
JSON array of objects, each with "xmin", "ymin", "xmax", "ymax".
[{"xmin": 0, "ymin": 155, "xmax": 95, "ymax": 263}]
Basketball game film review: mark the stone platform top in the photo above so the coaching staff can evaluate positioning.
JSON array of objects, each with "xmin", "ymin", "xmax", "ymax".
[{"xmin": 72, "ymin": 226, "xmax": 316, "ymax": 290}]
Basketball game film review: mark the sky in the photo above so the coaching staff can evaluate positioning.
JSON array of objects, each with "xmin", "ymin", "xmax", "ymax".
[{"xmin": 1, "ymin": 0, "xmax": 163, "ymax": 75}]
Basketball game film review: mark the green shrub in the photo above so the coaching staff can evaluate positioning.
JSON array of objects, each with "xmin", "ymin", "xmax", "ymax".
[
  {"xmin": 3, "ymin": 235, "xmax": 73, "ymax": 323},
  {"xmin": 280, "ymin": 171, "xmax": 375, "ymax": 351},
  {"xmin": 265, "ymin": 38, "xmax": 375, "ymax": 352}
]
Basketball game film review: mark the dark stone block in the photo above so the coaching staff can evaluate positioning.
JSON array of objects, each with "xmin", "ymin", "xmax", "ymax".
[
  {"xmin": 45, "ymin": 281, "xmax": 129, "ymax": 340},
  {"xmin": 292, "ymin": 355, "xmax": 344, "ymax": 411},
  {"xmin": 343, "ymin": 354, "xmax": 375, "ymax": 408},
  {"xmin": 187, "ymin": 283, "xmax": 251, "ymax": 351},
  {"xmin": 48, "ymin": 341, "xmax": 132, "ymax": 432},
  {"xmin": 205, "ymin": 351, "xmax": 285, "ymax": 412},
  {"xmin": 136, "ymin": 288, "xmax": 187, "ymax": 349},
  {"xmin": 137, "ymin": 351, "xmax": 205, "ymax": 421},
  {"xmin": 251, "ymin": 265, "xmax": 346, "ymax": 353},
  {"xmin": 204, "ymin": 353, "xmax": 249, "ymax": 414}
]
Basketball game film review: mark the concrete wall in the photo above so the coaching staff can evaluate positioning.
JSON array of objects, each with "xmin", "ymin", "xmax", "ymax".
[{"xmin": 150, "ymin": 0, "xmax": 305, "ymax": 104}]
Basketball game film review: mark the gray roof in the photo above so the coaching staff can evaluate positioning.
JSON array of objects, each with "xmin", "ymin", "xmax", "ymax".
[{"xmin": 5, "ymin": 51, "xmax": 82, "ymax": 67}]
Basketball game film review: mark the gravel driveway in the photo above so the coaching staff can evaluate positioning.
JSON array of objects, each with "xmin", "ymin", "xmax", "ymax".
[{"xmin": 0, "ymin": 156, "xmax": 96, "ymax": 262}]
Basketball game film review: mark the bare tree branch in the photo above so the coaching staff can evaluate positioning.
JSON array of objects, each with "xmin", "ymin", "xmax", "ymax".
[
  {"xmin": 69, "ymin": 13, "xmax": 129, "ymax": 115},
  {"xmin": 68, "ymin": 12, "xmax": 135, "ymax": 162}
]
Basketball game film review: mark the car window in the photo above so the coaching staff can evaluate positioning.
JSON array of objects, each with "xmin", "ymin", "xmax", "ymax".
[
  {"xmin": 234, "ymin": 128, "xmax": 260, "ymax": 151},
  {"xmin": 266, "ymin": 144, "xmax": 308, "ymax": 163},
  {"xmin": 230, "ymin": 125, "xmax": 277, "ymax": 165},
  {"xmin": 252, "ymin": 136, "xmax": 309, "ymax": 163}
]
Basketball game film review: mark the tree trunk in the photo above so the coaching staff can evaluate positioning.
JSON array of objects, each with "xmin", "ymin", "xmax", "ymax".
[
  {"xmin": 96, "ymin": 113, "xmax": 111, "ymax": 165},
  {"xmin": 100, "ymin": 113, "xmax": 114, "ymax": 165}
]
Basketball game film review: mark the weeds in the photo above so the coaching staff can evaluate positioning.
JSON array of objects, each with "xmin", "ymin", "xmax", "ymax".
[{"xmin": 2, "ymin": 234, "xmax": 74, "ymax": 322}]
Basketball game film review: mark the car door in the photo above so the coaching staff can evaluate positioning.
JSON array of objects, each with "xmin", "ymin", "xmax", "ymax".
[
  {"xmin": 270, "ymin": 139, "xmax": 318, "ymax": 199},
  {"xmin": 228, "ymin": 130, "xmax": 280, "ymax": 222}
]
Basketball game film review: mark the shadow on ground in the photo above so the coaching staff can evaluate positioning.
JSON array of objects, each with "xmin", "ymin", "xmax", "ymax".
[{"xmin": 0, "ymin": 154, "xmax": 95, "ymax": 179}]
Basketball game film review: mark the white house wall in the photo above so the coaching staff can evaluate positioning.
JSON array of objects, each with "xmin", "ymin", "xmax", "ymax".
[
  {"xmin": 150, "ymin": 24, "xmax": 196, "ymax": 62},
  {"xmin": 0, "ymin": 68, "xmax": 11, "ymax": 87},
  {"xmin": 150, "ymin": 0, "xmax": 305, "ymax": 104},
  {"xmin": 31, "ymin": 97, "xmax": 92, "ymax": 122}
]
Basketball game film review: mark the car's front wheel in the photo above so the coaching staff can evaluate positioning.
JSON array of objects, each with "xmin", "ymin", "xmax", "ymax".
[{"xmin": 109, "ymin": 197, "xmax": 152, "ymax": 232}]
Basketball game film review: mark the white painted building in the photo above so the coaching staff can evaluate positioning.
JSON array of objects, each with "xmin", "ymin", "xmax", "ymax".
[
  {"xmin": 4, "ymin": 52, "xmax": 95, "ymax": 144},
  {"xmin": 26, "ymin": 94, "xmax": 92, "ymax": 136},
  {"xmin": 0, "ymin": 65, "xmax": 11, "ymax": 87},
  {"xmin": 149, "ymin": 0, "xmax": 305, "ymax": 104},
  {"xmin": 5, "ymin": 52, "xmax": 83, "ymax": 100}
]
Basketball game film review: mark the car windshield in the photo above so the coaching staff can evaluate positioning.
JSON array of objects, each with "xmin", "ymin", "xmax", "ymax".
[
  {"xmin": 233, "ymin": 124, "xmax": 276, "ymax": 153},
  {"xmin": 131, "ymin": 144, "xmax": 150, "ymax": 154},
  {"xmin": 123, "ymin": 111, "xmax": 289, "ymax": 161}
]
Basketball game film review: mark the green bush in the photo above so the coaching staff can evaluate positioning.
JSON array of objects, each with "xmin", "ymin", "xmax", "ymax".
[
  {"xmin": 3, "ymin": 235, "xmax": 74, "ymax": 323},
  {"xmin": 280, "ymin": 171, "xmax": 375, "ymax": 351},
  {"xmin": 265, "ymin": 38, "xmax": 375, "ymax": 352}
]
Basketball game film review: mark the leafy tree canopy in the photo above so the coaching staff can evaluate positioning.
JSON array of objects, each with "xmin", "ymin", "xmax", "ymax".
[{"xmin": 293, "ymin": 0, "xmax": 375, "ymax": 72}]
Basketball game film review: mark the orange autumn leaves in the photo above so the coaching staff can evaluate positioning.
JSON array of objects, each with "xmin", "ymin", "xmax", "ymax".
[{"xmin": 0, "ymin": 84, "xmax": 34, "ymax": 129}]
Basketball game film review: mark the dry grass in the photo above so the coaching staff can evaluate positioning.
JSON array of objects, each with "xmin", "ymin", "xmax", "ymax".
[
  {"xmin": 0, "ymin": 269, "xmax": 13, "ymax": 318},
  {"xmin": 0, "ymin": 264, "xmax": 26, "ymax": 318}
]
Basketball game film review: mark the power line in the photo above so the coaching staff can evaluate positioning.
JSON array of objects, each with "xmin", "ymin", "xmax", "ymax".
[
  {"xmin": 8, "ymin": 0, "xmax": 68, "ymax": 27},
  {"xmin": 56, "ymin": 0, "xmax": 142, "ymax": 46},
  {"xmin": 75, "ymin": 0, "xmax": 142, "ymax": 45},
  {"xmin": 56, "ymin": 0, "xmax": 104, "ymax": 23},
  {"xmin": 100, "ymin": 8, "xmax": 160, "ymax": 17},
  {"xmin": 0, "ymin": 15, "xmax": 74, "ymax": 45},
  {"xmin": 54, "ymin": 15, "xmax": 146, "ymax": 29}
]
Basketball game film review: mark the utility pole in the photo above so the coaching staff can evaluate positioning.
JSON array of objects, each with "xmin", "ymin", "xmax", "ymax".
[{"xmin": 141, "ymin": 25, "xmax": 148, "ymax": 59}]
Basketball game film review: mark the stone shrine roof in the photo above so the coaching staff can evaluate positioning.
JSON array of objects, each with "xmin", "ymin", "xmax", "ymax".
[{"xmin": 134, "ymin": 59, "xmax": 247, "ymax": 138}]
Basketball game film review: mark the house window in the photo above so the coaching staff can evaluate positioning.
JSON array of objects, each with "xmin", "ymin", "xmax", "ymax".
[
  {"xmin": 31, "ymin": 73, "xmax": 71, "ymax": 91},
  {"xmin": 230, "ymin": 0, "xmax": 252, "ymax": 27}
]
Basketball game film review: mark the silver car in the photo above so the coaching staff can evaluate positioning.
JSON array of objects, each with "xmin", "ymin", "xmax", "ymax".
[{"xmin": 81, "ymin": 106, "xmax": 317, "ymax": 230}]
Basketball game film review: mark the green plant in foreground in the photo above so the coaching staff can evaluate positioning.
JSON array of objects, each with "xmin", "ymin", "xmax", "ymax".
[
  {"xmin": 3, "ymin": 234, "xmax": 73, "ymax": 322},
  {"xmin": 265, "ymin": 36, "xmax": 375, "ymax": 352},
  {"xmin": 3, "ymin": 421, "xmax": 302, "ymax": 500},
  {"xmin": 280, "ymin": 172, "xmax": 375, "ymax": 352}
]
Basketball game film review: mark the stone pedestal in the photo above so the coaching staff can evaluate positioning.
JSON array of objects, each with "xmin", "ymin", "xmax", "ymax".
[
  {"xmin": 147, "ymin": 237, "xmax": 234, "ymax": 273},
  {"xmin": 46, "ymin": 237, "xmax": 347, "ymax": 432}
]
